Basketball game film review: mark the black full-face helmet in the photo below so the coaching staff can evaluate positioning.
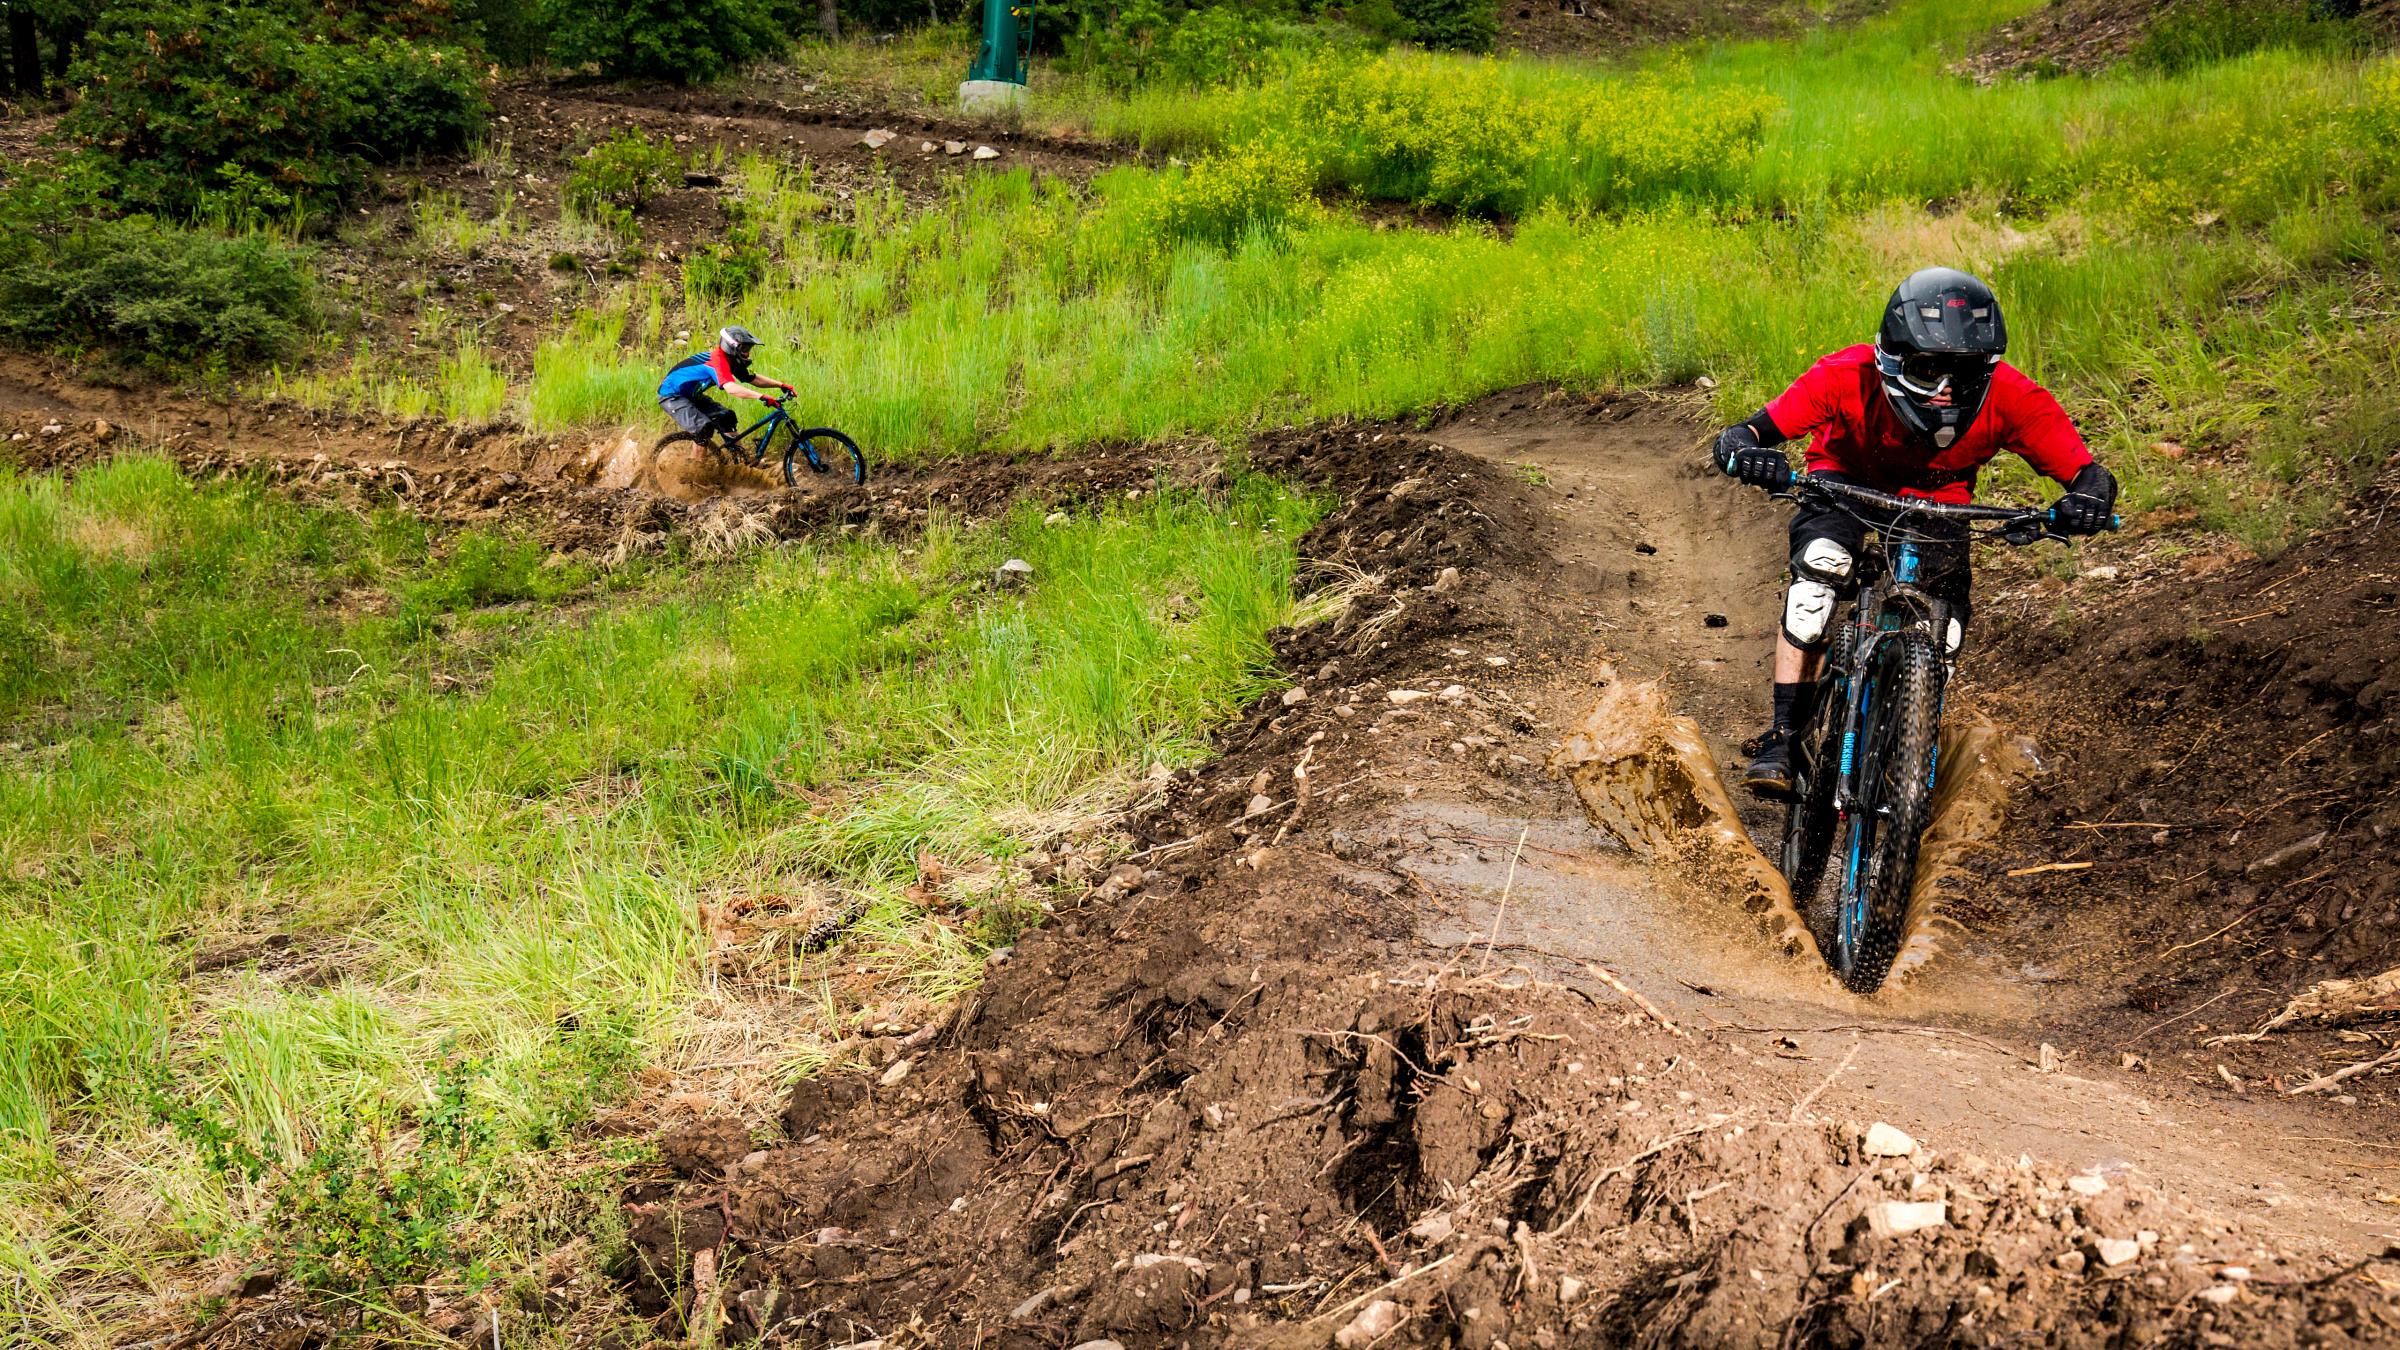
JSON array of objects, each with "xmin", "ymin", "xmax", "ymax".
[{"xmin": 1874, "ymin": 268, "xmax": 2006, "ymax": 449}]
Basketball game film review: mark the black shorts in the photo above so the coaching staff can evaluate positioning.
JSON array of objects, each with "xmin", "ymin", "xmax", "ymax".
[
  {"xmin": 1789, "ymin": 472, "xmax": 1973, "ymax": 623},
  {"xmin": 661, "ymin": 392, "xmax": 737, "ymax": 439}
]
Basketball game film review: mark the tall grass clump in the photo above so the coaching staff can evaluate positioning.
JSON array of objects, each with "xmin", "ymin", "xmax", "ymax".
[{"xmin": 0, "ymin": 452, "xmax": 1326, "ymax": 1335}]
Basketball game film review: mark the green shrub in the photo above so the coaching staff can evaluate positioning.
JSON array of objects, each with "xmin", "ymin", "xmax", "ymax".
[
  {"xmin": 685, "ymin": 240, "xmax": 771, "ymax": 302},
  {"xmin": 543, "ymin": 0, "xmax": 787, "ymax": 82},
  {"xmin": 2134, "ymin": 0, "xmax": 2367, "ymax": 74},
  {"xmin": 61, "ymin": 2, "xmax": 487, "ymax": 216},
  {"xmin": 566, "ymin": 130, "xmax": 681, "ymax": 214},
  {"xmin": 1396, "ymin": 0, "xmax": 1496, "ymax": 52},
  {"xmin": 0, "ymin": 217, "xmax": 314, "ymax": 371},
  {"xmin": 323, "ymin": 37, "xmax": 491, "ymax": 162},
  {"xmin": 1137, "ymin": 133, "xmax": 1325, "ymax": 247}
]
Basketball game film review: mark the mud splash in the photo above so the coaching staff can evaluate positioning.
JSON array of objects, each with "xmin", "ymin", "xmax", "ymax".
[
  {"xmin": 1549, "ymin": 670, "xmax": 2038, "ymax": 993},
  {"xmin": 1548, "ymin": 667, "xmax": 1808, "ymax": 953}
]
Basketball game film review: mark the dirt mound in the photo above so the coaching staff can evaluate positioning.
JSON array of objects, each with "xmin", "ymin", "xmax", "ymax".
[
  {"xmin": 614, "ymin": 419, "xmax": 2400, "ymax": 1347},
  {"xmin": 1958, "ymin": 0, "xmax": 2400, "ymax": 78},
  {"xmin": 1975, "ymin": 461, "xmax": 2400, "ymax": 1097}
]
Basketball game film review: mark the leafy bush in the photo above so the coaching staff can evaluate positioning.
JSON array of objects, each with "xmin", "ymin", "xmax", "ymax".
[
  {"xmin": 60, "ymin": 2, "xmax": 487, "ymax": 216},
  {"xmin": 1080, "ymin": 0, "xmax": 1288, "ymax": 90},
  {"xmin": 1396, "ymin": 0, "xmax": 1496, "ymax": 52},
  {"xmin": 566, "ymin": 130, "xmax": 680, "ymax": 214},
  {"xmin": 1119, "ymin": 133, "xmax": 1324, "ymax": 249},
  {"xmin": 324, "ymin": 37, "xmax": 490, "ymax": 162},
  {"xmin": 1253, "ymin": 54, "xmax": 1779, "ymax": 215},
  {"xmin": 2134, "ymin": 0, "xmax": 2367, "ymax": 74},
  {"xmin": 0, "ymin": 217, "xmax": 314, "ymax": 371},
  {"xmin": 544, "ymin": 0, "xmax": 787, "ymax": 83},
  {"xmin": 685, "ymin": 240, "xmax": 771, "ymax": 302}
]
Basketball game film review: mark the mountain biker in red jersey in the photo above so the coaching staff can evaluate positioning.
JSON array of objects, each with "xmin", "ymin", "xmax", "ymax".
[
  {"xmin": 657, "ymin": 325, "xmax": 794, "ymax": 447},
  {"xmin": 1711, "ymin": 267, "xmax": 2119, "ymax": 799}
]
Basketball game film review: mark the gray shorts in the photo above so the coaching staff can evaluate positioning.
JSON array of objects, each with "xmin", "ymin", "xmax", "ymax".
[{"xmin": 661, "ymin": 392, "xmax": 736, "ymax": 439}]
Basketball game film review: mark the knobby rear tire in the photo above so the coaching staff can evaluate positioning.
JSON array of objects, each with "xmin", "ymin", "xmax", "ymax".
[
  {"xmin": 1783, "ymin": 677, "xmax": 1845, "ymax": 947},
  {"xmin": 1835, "ymin": 630, "xmax": 1942, "ymax": 994},
  {"xmin": 644, "ymin": 430, "xmax": 713, "ymax": 491}
]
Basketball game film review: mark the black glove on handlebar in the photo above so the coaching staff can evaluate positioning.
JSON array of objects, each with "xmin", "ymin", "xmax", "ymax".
[
  {"xmin": 1712, "ymin": 426, "xmax": 1793, "ymax": 491},
  {"xmin": 2049, "ymin": 462, "xmax": 2117, "ymax": 535}
]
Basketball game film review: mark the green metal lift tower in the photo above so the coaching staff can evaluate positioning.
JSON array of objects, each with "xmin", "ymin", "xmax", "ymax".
[{"xmin": 960, "ymin": 0, "xmax": 1031, "ymax": 112}]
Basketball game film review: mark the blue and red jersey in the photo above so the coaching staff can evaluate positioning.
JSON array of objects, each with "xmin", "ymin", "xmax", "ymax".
[{"xmin": 657, "ymin": 348, "xmax": 749, "ymax": 399}]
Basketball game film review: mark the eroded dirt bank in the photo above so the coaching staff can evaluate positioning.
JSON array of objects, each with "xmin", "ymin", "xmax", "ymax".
[{"xmin": 13, "ymin": 385, "xmax": 2397, "ymax": 1346}]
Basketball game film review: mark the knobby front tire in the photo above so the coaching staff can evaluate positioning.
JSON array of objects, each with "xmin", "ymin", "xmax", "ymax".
[
  {"xmin": 782, "ymin": 427, "xmax": 868, "ymax": 487},
  {"xmin": 1832, "ymin": 630, "xmax": 1942, "ymax": 994}
]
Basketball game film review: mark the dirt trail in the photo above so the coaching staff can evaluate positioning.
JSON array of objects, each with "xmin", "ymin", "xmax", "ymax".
[
  {"xmin": 18, "ymin": 376, "xmax": 2398, "ymax": 1345},
  {"xmin": 598, "ymin": 403, "xmax": 2397, "ymax": 1347},
  {"xmin": 1422, "ymin": 393, "xmax": 2400, "ymax": 1259}
]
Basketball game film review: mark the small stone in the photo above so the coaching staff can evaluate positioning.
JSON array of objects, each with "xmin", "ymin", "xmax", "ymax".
[
  {"xmin": 2068, "ymin": 1173, "xmax": 2108, "ymax": 1197},
  {"xmin": 1439, "ymin": 684, "xmax": 1466, "ymax": 701},
  {"xmin": 2082, "ymin": 565, "xmax": 2120, "ymax": 581},
  {"xmin": 1281, "ymin": 687, "xmax": 1308, "ymax": 707},
  {"xmin": 1245, "ymin": 793, "xmax": 1274, "ymax": 818},
  {"xmin": 1866, "ymin": 1201, "xmax": 1947, "ymax": 1237},
  {"xmin": 1335, "ymin": 1301, "xmax": 1403, "ymax": 1349},
  {"xmin": 1559, "ymin": 1275, "xmax": 1586, "ymax": 1303},
  {"xmin": 1430, "ymin": 566, "xmax": 1462, "ymax": 593},
  {"xmin": 2055, "ymin": 1250, "xmax": 2087, "ymax": 1275},
  {"xmin": 2218, "ymin": 1266, "xmax": 2251, "ymax": 1282},
  {"xmin": 39, "ymin": 422, "xmax": 63, "ymax": 436},
  {"xmin": 1387, "ymin": 689, "xmax": 1432, "ymax": 705},
  {"xmin": 945, "ymin": 140, "xmax": 968, "ymax": 155},
  {"xmin": 2094, "ymin": 1237, "xmax": 2140, "ymax": 1267},
  {"xmin": 973, "ymin": 145, "xmax": 1001, "ymax": 160},
  {"xmin": 1408, "ymin": 1211, "xmax": 1454, "ymax": 1244},
  {"xmin": 994, "ymin": 558, "xmax": 1034, "ymax": 590},
  {"xmin": 860, "ymin": 129, "xmax": 897, "ymax": 149},
  {"xmin": 1010, "ymin": 1288, "xmax": 1054, "ymax": 1318},
  {"xmin": 2198, "ymin": 1285, "xmax": 2238, "ymax": 1305},
  {"xmin": 1863, "ymin": 1122, "xmax": 1916, "ymax": 1157},
  {"xmin": 1043, "ymin": 511, "xmax": 1068, "ymax": 525},
  {"xmin": 91, "ymin": 419, "xmax": 115, "ymax": 441},
  {"xmin": 878, "ymin": 1057, "xmax": 913, "ymax": 1087},
  {"xmin": 920, "ymin": 140, "xmax": 937, "ymax": 152},
  {"xmin": 1068, "ymin": 1341, "xmax": 1125, "ymax": 1350}
]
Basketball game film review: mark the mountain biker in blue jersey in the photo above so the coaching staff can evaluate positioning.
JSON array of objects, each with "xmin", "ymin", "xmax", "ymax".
[{"xmin": 657, "ymin": 326, "xmax": 794, "ymax": 447}]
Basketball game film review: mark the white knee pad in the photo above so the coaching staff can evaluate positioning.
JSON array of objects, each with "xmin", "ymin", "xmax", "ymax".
[
  {"xmin": 1784, "ymin": 578, "xmax": 1839, "ymax": 646},
  {"xmin": 1783, "ymin": 540, "xmax": 1853, "ymax": 648},
  {"xmin": 1796, "ymin": 538, "xmax": 1854, "ymax": 581},
  {"xmin": 1947, "ymin": 618, "xmax": 1964, "ymax": 654}
]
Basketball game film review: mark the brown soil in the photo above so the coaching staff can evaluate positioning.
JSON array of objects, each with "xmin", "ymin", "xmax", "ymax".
[
  {"xmin": 597, "ymin": 394, "xmax": 2399, "ymax": 1347},
  {"xmin": 16, "ymin": 362, "xmax": 2398, "ymax": 1345},
  {"xmin": 1500, "ymin": 0, "xmax": 1892, "ymax": 57},
  {"xmin": 1956, "ymin": 0, "xmax": 2400, "ymax": 78}
]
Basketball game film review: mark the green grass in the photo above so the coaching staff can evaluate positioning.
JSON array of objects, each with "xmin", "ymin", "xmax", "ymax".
[
  {"xmin": 0, "ymin": 452, "xmax": 1327, "ymax": 1337},
  {"xmin": 437, "ymin": 5, "xmax": 2395, "ymax": 553}
]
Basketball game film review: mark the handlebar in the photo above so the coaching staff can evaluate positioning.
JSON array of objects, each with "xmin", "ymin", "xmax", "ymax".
[{"xmin": 1776, "ymin": 474, "xmax": 2120, "ymax": 539}]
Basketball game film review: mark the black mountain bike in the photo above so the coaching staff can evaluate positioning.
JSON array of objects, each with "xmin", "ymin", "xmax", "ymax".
[
  {"xmin": 1750, "ymin": 475, "xmax": 2116, "ymax": 993},
  {"xmin": 653, "ymin": 396, "xmax": 867, "ymax": 487}
]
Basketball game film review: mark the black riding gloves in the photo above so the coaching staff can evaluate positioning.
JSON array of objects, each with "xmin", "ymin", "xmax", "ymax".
[
  {"xmin": 1712, "ymin": 425, "xmax": 1794, "ymax": 492},
  {"xmin": 2050, "ymin": 462, "xmax": 2118, "ymax": 535}
]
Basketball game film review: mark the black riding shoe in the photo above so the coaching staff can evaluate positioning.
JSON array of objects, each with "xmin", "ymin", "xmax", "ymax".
[{"xmin": 1740, "ymin": 727, "xmax": 1795, "ymax": 801}]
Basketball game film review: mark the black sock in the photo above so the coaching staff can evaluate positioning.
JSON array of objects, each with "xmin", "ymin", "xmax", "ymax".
[{"xmin": 1770, "ymin": 680, "xmax": 1813, "ymax": 734}]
